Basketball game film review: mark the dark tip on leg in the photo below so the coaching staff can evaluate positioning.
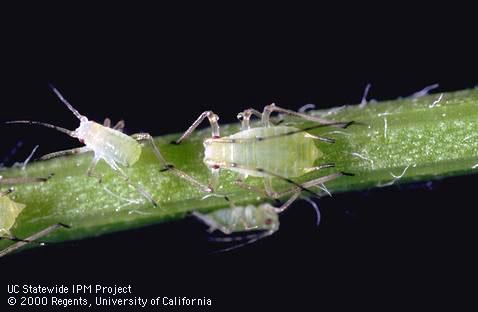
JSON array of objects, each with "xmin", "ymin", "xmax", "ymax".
[
  {"xmin": 342, "ymin": 121, "xmax": 367, "ymax": 128},
  {"xmin": 340, "ymin": 171, "xmax": 355, "ymax": 177},
  {"xmin": 58, "ymin": 223, "xmax": 71, "ymax": 229},
  {"xmin": 160, "ymin": 164, "xmax": 175, "ymax": 172},
  {"xmin": 170, "ymin": 140, "xmax": 181, "ymax": 145},
  {"xmin": 272, "ymin": 119, "xmax": 284, "ymax": 126}
]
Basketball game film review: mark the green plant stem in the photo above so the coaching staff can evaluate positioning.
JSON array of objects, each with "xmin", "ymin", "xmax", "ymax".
[{"xmin": 1, "ymin": 89, "xmax": 478, "ymax": 252}]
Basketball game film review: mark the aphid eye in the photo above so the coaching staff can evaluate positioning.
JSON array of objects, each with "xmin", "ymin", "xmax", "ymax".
[
  {"xmin": 265, "ymin": 218, "xmax": 273, "ymax": 225},
  {"xmin": 212, "ymin": 164, "xmax": 220, "ymax": 169}
]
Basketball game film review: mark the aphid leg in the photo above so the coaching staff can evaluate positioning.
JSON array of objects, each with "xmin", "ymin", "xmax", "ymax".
[
  {"xmin": 237, "ymin": 108, "xmax": 262, "ymax": 130},
  {"xmin": 40, "ymin": 146, "xmax": 91, "ymax": 161},
  {"xmin": 131, "ymin": 133, "xmax": 169, "ymax": 165},
  {"xmin": 86, "ymin": 156, "xmax": 103, "ymax": 182},
  {"xmin": 0, "ymin": 174, "xmax": 53, "ymax": 185},
  {"xmin": 208, "ymin": 230, "xmax": 275, "ymax": 243},
  {"xmin": 0, "ymin": 188, "xmax": 14, "ymax": 197},
  {"xmin": 273, "ymin": 191, "xmax": 301, "ymax": 213},
  {"xmin": 261, "ymin": 103, "xmax": 337, "ymax": 127},
  {"xmin": 264, "ymin": 177, "xmax": 281, "ymax": 198},
  {"xmin": 131, "ymin": 133, "xmax": 213, "ymax": 193},
  {"xmin": 208, "ymin": 167, "xmax": 220, "ymax": 192},
  {"xmin": 209, "ymin": 230, "xmax": 277, "ymax": 253},
  {"xmin": 261, "ymin": 191, "xmax": 321, "ymax": 225},
  {"xmin": 0, "ymin": 223, "xmax": 70, "ymax": 258},
  {"xmin": 191, "ymin": 212, "xmax": 232, "ymax": 234},
  {"xmin": 304, "ymin": 163, "xmax": 335, "ymax": 173},
  {"xmin": 273, "ymin": 172, "xmax": 344, "ymax": 199},
  {"xmin": 0, "ymin": 235, "xmax": 48, "ymax": 246},
  {"xmin": 173, "ymin": 111, "xmax": 220, "ymax": 144},
  {"xmin": 233, "ymin": 180, "xmax": 269, "ymax": 197},
  {"xmin": 234, "ymin": 167, "xmax": 343, "ymax": 200},
  {"xmin": 103, "ymin": 158, "xmax": 158, "ymax": 207}
]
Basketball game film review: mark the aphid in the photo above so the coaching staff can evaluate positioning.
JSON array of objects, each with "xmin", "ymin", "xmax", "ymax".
[
  {"xmin": 193, "ymin": 173, "xmax": 340, "ymax": 250},
  {"xmin": 7, "ymin": 85, "xmax": 169, "ymax": 207},
  {"xmin": 173, "ymin": 103, "xmax": 353, "ymax": 198},
  {"xmin": 0, "ymin": 176, "xmax": 69, "ymax": 258},
  {"xmin": 0, "ymin": 188, "xmax": 26, "ymax": 239}
]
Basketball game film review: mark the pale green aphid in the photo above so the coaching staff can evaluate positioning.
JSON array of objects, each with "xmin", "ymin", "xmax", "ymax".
[
  {"xmin": 7, "ymin": 85, "xmax": 181, "ymax": 207},
  {"xmin": 193, "ymin": 173, "xmax": 341, "ymax": 250},
  {"xmin": 0, "ymin": 147, "xmax": 46, "ymax": 238},
  {"xmin": 0, "ymin": 175, "xmax": 69, "ymax": 258},
  {"xmin": 0, "ymin": 189, "xmax": 25, "ymax": 238},
  {"xmin": 174, "ymin": 103, "xmax": 351, "ymax": 197},
  {"xmin": 193, "ymin": 203, "xmax": 280, "ymax": 250}
]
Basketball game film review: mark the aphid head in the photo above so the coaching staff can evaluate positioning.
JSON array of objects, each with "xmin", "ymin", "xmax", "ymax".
[
  {"xmin": 73, "ymin": 119, "xmax": 93, "ymax": 142},
  {"xmin": 259, "ymin": 205, "xmax": 280, "ymax": 231}
]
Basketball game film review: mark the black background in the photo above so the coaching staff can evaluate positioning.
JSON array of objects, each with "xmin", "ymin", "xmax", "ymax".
[{"xmin": 1, "ymin": 4, "xmax": 477, "ymax": 310}]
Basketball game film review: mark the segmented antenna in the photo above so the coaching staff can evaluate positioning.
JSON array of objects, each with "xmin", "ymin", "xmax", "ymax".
[
  {"xmin": 6, "ymin": 121, "xmax": 77, "ymax": 138},
  {"xmin": 48, "ymin": 84, "xmax": 84, "ymax": 120}
]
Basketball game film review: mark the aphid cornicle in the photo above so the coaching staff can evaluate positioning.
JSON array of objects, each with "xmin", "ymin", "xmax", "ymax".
[
  {"xmin": 7, "ymin": 85, "xmax": 175, "ymax": 207},
  {"xmin": 174, "ymin": 103, "xmax": 353, "ymax": 198}
]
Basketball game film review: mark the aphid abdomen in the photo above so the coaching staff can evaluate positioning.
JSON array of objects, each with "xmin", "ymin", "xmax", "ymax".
[
  {"xmin": 207, "ymin": 204, "xmax": 279, "ymax": 233},
  {"xmin": 81, "ymin": 122, "xmax": 142, "ymax": 166},
  {"xmin": 0, "ymin": 196, "xmax": 25, "ymax": 236},
  {"xmin": 205, "ymin": 126, "xmax": 321, "ymax": 177}
]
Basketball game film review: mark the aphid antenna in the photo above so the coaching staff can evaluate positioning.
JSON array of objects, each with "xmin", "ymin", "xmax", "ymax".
[
  {"xmin": 300, "ymin": 196, "xmax": 321, "ymax": 226},
  {"xmin": 6, "ymin": 121, "xmax": 77, "ymax": 138},
  {"xmin": 48, "ymin": 84, "xmax": 85, "ymax": 120}
]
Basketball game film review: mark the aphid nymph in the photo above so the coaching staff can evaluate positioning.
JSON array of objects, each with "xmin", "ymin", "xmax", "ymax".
[
  {"xmin": 0, "ymin": 188, "xmax": 25, "ymax": 239},
  {"xmin": 193, "ymin": 173, "xmax": 340, "ymax": 251},
  {"xmin": 7, "ymin": 85, "xmax": 161, "ymax": 206},
  {"xmin": 0, "ymin": 176, "xmax": 69, "ymax": 258}
]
